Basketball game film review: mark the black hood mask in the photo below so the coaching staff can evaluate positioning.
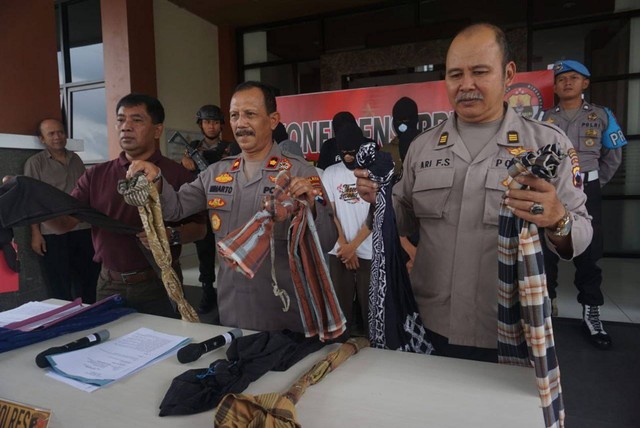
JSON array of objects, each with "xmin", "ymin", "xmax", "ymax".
[
  {"xmin": 336, "ymin": 122, "xmax": 366, "ymax": 170},
  {"xmin": 392, "ymin": 97, "xmax": 419, "ymax": 162}
]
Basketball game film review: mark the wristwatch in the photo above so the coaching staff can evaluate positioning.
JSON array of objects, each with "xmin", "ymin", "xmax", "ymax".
[
  {"xmin": 166, "ymin": 226, "xmax": 181, "ymax": 246},
  {"xmin": 550, "ymin": 208, "xmax": 572, "ymax": 237}
]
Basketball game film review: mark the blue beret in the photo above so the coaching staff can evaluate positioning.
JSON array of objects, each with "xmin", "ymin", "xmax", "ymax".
[{"xmin": 553, "ymin": 60, "xmax": 591, "ymax": 77}]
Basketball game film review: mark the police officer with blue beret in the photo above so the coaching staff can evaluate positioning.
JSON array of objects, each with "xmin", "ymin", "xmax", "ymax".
[{"xmin": 542, "ymin": 59, "xmax": 627, "ymax": 350}]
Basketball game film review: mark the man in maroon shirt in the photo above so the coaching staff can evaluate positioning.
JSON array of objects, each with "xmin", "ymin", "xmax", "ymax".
[{"xmin": 44, "ymin": 94, "xmax": 206, "ymax": 317}]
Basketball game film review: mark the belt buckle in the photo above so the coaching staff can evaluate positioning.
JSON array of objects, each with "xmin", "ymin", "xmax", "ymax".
[{"xmin": 121, "ymin": 271, "xmax": 140, "ymax": 284}]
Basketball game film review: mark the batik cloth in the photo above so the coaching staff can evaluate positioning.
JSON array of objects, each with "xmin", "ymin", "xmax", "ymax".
[
  {"xmin": 497, "ymin": 144, "xmax": 565, "ymax": 428},
  {"xmin": 118, "ymin": 174, "xmax": 199, "ymax": 323},
  {"xmin": 355, "ymin": 142, "xmax": 433, "ymax": 354},
  {"xmin": 217, "ymin": 170, "xmax": 346, "ymax": 341}
]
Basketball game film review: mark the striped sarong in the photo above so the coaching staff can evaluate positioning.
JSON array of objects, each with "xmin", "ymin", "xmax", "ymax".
[
  {"xmin": 218, "ymin": 170, "xmax": 346, "ymax": 341},
  {"xmin": 497, "ymin": 144, "xmax": 565, "ymax": 428}
]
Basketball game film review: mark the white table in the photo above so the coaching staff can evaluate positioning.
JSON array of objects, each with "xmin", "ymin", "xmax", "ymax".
[{"xmin": 0, "ymin": 302, "xmax": 544, "ymax": 427}]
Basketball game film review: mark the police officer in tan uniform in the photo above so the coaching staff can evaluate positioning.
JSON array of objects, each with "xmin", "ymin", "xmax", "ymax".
[
  {"xmin": 129, "ymin": 82, "xmax": 336, "ymax": 332},
  {"xmin": 356, "ymin": 23, "xmax": 592, "ymax": 362},
  {"xmin": 541, "ymin": 60, "xmax": 626, "ymax": 349}
]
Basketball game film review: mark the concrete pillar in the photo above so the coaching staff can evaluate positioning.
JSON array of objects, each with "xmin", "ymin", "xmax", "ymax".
[{"xmin": 101, "ymin": 0, "xmax": 157, "ymax": 158}]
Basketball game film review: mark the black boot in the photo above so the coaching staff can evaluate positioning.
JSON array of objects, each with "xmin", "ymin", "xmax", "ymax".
[{"xmin": 198, "ymin": 283, "xmax": 217, "ymax": 314}]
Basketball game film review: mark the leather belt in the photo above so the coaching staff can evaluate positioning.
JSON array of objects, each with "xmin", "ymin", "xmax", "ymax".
[
  {"xmin": 102, "ymin": 267, "xmax": 157, "ymax": 284},
  {"xmin": 583, "ymin": 170, "xmax": 599, "ymax": 182}
]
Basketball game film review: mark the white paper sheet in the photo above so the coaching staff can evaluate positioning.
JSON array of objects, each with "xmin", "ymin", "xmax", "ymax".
[
  {"xmin": 0, "ymin": 301, "xmax": 60, "ymax": 327},
  {"xmin": 47, "ymin": 328, "xmax": 190, "ymax": 387}
]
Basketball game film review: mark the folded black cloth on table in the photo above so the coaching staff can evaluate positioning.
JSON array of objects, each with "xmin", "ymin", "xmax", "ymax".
[
  {"xmin": 159, "ymin": 330, "xmax": 328, "ymax": 416},
  {"xmin": 0, "ymin": 176, "xmax": 140, "ymax": 234}
]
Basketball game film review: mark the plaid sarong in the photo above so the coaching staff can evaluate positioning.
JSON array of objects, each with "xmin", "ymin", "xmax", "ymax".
[
  {"xmin": 218, "ymin": 170, "xmax": 346, "ymax": 341},
  {"xmin": 497, "ymin": 144, "xmax": 565, "ymax": 428}
]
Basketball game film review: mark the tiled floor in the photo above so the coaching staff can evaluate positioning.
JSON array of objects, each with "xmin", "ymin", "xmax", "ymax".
[{"xmin": 180, "ymin": 243, "xmax": 640, "ymax": 324}]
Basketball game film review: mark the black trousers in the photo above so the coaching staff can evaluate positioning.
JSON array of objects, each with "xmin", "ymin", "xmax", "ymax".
[
  {"xmin": 543, "ymin": 178, "xmax": 603, "ymax": 305},
  {"xmin": 195, "ymin": 220, "xmax": 216, "ymax": 285},
  {"xmin": 41, "ymin": 229, "xmax": 101, "ymax": 303},
  {"xmin": 425, "ymin": 329, "xmax": 498, "ymax": 363}
]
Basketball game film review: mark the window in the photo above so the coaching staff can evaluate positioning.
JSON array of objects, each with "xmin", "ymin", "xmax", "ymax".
[{"xmin": 56, "ymin": 0, "xmax": 107, "ymax": 163}]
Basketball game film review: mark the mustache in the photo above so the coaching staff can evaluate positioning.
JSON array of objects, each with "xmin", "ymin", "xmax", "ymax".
[
  {"xmin": 235, "ymin": 129, "xmax": 255, "ymax": 137},
  {"xmin": 455, "ymin": 92, "xmax": 484, "ymax": 103}
]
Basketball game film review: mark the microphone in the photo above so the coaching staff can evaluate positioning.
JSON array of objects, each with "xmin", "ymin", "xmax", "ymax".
[
  {"xmin": 35, "ymin": 330, "xmax": 110, "ymax": 368},
  {"xmin": 177, "ymin": 328, "xmax": 242, "ymax": 364}
]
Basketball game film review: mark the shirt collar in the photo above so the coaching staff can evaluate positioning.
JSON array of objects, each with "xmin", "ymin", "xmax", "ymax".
[{"xmin": 117, "ymin": 149, "xmax": 163, "ymax": 168}]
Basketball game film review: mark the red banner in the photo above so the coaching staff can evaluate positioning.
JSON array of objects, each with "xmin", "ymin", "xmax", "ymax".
[{"xmin": 277, "ymin": 70, "xmax": 554, "ymax": 161}]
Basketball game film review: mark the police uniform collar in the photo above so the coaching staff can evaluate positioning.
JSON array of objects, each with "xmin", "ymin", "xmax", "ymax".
[
  {"xmin": 261, "ymin": 142, "xmax": 286, "ymax": 170},
  {"xmin": 434, "ymin": 116, "xmax": 456, "ymax": 150},
  {"xmin": 581, "ymin": 101, "xmax": 593, "ymax": 111},
  {"xmin": 496, "ymin": 107, "xmax": 522, "ymax": 147}
]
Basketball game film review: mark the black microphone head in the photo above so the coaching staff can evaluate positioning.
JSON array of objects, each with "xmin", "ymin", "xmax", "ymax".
[
  {"xmin": 177, "ymin": 343, "xmax": 204, "ymax": 364},
  {"xmin": 36, "ymin": 350, "xmax": 55, "ymax": 368}
]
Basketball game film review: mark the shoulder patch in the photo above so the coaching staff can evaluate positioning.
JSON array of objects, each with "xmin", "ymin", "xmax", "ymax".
[{"xmin": 567, "ymin": 147, "xmax": 582, "ymax": 188}]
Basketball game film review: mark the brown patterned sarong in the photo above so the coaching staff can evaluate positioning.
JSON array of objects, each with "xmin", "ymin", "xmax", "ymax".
[
  {"xmin": 118, "ymin": 174, "xmax": 199, "ymax": 322},
  {"xmin": 214, "ymin": 337, "xmax": 369, "ymax": 427}
]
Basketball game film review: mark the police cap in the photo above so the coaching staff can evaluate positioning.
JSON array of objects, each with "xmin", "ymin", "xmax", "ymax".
[{"xmin": 553, "ymin": 60, "xmax": 591, "ymax": 77}]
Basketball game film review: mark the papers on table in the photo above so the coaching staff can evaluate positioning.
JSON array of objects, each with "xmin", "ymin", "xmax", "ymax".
[
  {"xmin": 0, "ymin": 295, "xmax": 121, "ymax": 331},
  {"xmin": 47, "ymin": 328, "xmax": 190, "ymax": 390},
  {"xmin": 0, "ymin": 301, "xmax": 65, "ymax": 327}
]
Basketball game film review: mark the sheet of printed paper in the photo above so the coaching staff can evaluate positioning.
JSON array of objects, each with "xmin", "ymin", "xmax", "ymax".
[{"xmin": 48, "ymin": 327, "xmax": 190, "ymax": 386}]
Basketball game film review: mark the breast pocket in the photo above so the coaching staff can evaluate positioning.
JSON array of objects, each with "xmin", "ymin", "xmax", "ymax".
[
  {"xmin": 578, "ymin": 131, "xmax": 601, "ymax": 154},
  {"xmin": 412, "ymin": 168, "xmax": 454, "ymax": 219},
  {"xmin": 483, "ymin": 168, "xmax": 508, "ymax": 226},
  {"xmin": 207, "ymin": 195, "xmax": 233, "ymax": 238}
]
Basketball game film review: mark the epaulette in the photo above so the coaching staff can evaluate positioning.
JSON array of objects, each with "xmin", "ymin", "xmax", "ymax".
[
  {"xmin": 586, "ymin": 102, "xmax": 607, "ymax": 114},
  {"xmin": 417, "ymin": 116, "xmax": 449, "ymax": 138},
  {"xmin": 279, "ymin": 147, "xmax": 306, "ymax": 162},
  {"xmin": 522, "ymin": 115, "xmax": 565, "ymax": 135},
  {"xmin": 218, "ymin": 153, "xmax": 239, "ymax": 164}
]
